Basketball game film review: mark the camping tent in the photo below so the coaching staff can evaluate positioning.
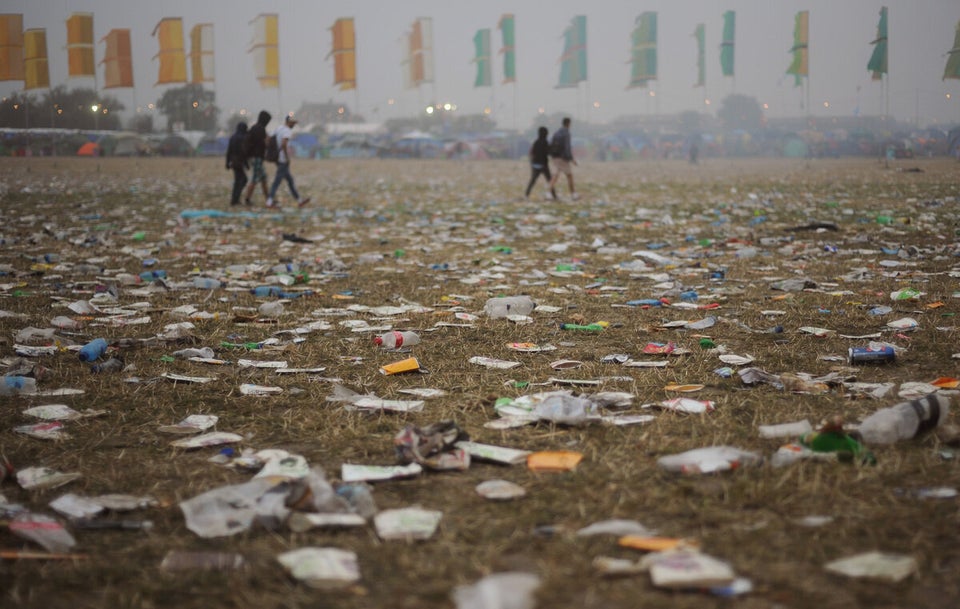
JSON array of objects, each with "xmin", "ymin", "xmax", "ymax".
[{"xmin": 77, "ymin": 141, "xmax": 100, "ymax": 156}]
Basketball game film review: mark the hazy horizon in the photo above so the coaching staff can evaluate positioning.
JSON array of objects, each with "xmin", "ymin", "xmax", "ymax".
[{"xmin": 2, "ymin": 0, "xmax": 959, "ymax": 130}]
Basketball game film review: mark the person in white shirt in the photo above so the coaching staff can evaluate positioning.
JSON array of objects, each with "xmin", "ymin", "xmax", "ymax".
[{"xmin": 266, "ymin": 115, "xmax": 310, "ymax": 208}]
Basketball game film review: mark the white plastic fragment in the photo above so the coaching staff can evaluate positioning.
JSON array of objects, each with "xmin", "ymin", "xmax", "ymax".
[
  {"xmin": 374, "ymin": 507, "xmax": 442, "ymax": 540},
  {"xmin": 647, "ymin": 550, "xmax": 736, "ymax": 589},
  {"xmin": 657, "ymin": 446, "xmax": 761, "ymax": 474},
  {"xmin": 451, "ymin": 572, "xmax": 541, "ymax": 609},
  {"xmin": 277, "ymin": 547, "xmax": 360, "ymax": 589},
  {"xmin": 824, "ymin": 551, "xmax": 918, "ymax": 582},
  {"xmin": 475, "ymin": 480, "xmax": 526, "ymax": 501}
]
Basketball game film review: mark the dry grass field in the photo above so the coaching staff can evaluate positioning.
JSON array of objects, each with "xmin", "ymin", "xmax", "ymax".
[{"xmin": 1, "ymin": 155, "xmax": 959, "ymax": 609}]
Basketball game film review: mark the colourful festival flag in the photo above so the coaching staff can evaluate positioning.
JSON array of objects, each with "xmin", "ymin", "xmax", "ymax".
[
  {"xmin": 693, "ymin": 23, "xmax": 705, "ymax": 88},
  {"xmin": 23, "ymin": 28, "xmax": 49, "ymax": 90},
  {"xmin": 945, "ymin": 20, "xmax": 960, "ymax": 80},
  {"xmin": 0, "ymin": 14, "xmax": 24, "ymax": 82},
  {"xmin": 628, "ymin": 12, "xmax": 657, "ymax": 88},
  {"xmin": 66, "ymin": 13, "xmax": 95, "ymax": 78},
  {"xmin": 190, "ymin": 23, "xmax": 214, "ymax": 84},
  {"xmin": 328, "ymin": 18, "xmax": 356, "ymax": 91},
  {"xmin": 720, "ymin": 10, "xmax": 735, "ymax": 77},
  {"xmin": 472, "ymin": 28, "xmax": 491, "ymax": 88},
  {"xmin": 408, "ymin": 17, "xmax": 434, "ymax": 86},
  {"xmin": 100, "ymin": 28, "xmax": 134, "ymax": 89},
  {"xmin": 152, "ymin": 17, "xmax": 187, "ymax": 84},
  {"xmin": 557, "ymin": 15, "xmax": 587, "ymax": 88},
  {"xmin": 498, "ymin": 13, "xmax": 516, "ymax": 84},
  {"xmin": 786, "ymin": 10, "xmax": 809, "ymax": 86},
  {"xmin": 249, "ymin": 13, "xmax": 279, "ymax": 89},
  {"xmin": 867, "ymin": 7, "xmax": 888, "ymax": 80}
]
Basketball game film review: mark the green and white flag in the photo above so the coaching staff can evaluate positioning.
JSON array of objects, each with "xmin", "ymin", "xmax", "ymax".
[
  {"xmin": 786, "ymin": 10, "xmax": 808, "ymax": 86},
  {"xmin": 867, "ymin": 7, "xmax": 888, "ymax": 80},
  {"xmin": 628, "ymin": 12, "xmax": 657, "ymax": 88},
  {"xmin": 943, "ymin": 20, "xmax": 960, "ymax": 80},
  {"xmin": 472, "ymin": 28, "xmax": 491, "ymax": 87},
  {"xmin": 498, "ymin": 14, "xmax": 516, "ymax": 83},
  {"xmin": 557, "ymin": 15, "xmax": 587, "ymax": 88},
  {"xmin": 694, "ymin": 23, "xmax": 705, "ymax": 87},
  {"xmin": 720, "ymin": 10, "xmax": 735, "ymax": 77}
]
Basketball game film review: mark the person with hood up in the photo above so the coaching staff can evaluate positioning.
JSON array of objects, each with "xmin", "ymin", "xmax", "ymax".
[
  {"xmin": 242, "ymin": 110, "xmax": 272, "ymax": 206},
  {"xmin": 525, "ymin": 126, "xmax": 556, "ymax": 200},
  {"xmin": 226, "ymin": 121, "xmax": 249, "ymax": 206}
]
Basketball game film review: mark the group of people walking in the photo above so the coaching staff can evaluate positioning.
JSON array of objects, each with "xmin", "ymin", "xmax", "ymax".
[
  {"xmin": 525, "ymin": 116, "xmax": 578, "ymax": 202},
  {"xmin": 225, "ymin": 113, "xmax": 578, "ymax": 208},
  {"xmin": 225, "ymin": 110, "xmax": 310, "ymax": 209}
]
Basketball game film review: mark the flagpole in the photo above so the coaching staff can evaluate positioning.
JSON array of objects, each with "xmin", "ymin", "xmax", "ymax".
[
  {"xmin": 24, "ymin": 90, "xmax": 31, "ymax": 153},
  {"xmin": 513, "ymin": 82, "xmax": 518, "ymax": 132}
]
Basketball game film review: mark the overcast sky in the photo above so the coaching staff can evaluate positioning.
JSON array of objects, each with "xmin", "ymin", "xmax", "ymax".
[{"xmin": 3, "ymin": 0, "xmax": 959, "ymax": 129}]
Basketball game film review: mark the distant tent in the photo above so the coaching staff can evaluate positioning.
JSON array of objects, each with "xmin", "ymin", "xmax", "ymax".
[
  {"xmin": 782, "ymin": 136, "xmax": 808, "ymax": 158},
  {"xmin": 77, "ymin": 141, "xmax": 99, "ymax": 156},
  {"xmin": 112, "ymin": 134, "xmax": 150, "ymax": 156},
  {"xmin": 196, "ymin": 135, "xmax": 228, "ymax": 156},
  {"xmin": 158, "ymin": 134, "xmax": 194, "ymax": 156}
]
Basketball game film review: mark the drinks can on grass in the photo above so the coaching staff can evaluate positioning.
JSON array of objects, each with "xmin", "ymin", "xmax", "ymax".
[{"xmin": 848, "ymin": 346, "xmax": 896, "ymax": 364}]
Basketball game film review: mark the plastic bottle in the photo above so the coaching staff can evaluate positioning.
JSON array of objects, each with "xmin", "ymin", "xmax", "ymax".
[
  {"xmin": 139, "ymin": 270, "xmax": 167, "ymax": 281},
  {"xmin": 856, "ymin": 394, "xmax": 950, "ymax": 445},
  {"xmin": 258, "ymin": 301, "xmax": 284, "ymax": 318},
  {"xmin": 91, "ymin": 357, "xmax": 125, "ymax": 373},
  {"xmin": 78, "ymin": 338, "xmax": 108, "ymax": 362},
  {"xmin": 51, "ymin": 315, "xmax": 82, "ymax": 329},
  {"xmin": 483, "ymin": 296, "xmax": 536, "ymax": 318},
  {"xmin": 374, "ymin": 331, "xmax": 421, "ymax": 349},
  {"xmin": 251, "ymin": 285, "xmax": 283, "ymax": 297},
  {"xmin": 271, "ymin": 262, "xmax": 300, "ymax": 274},
  {"xmin": 0, "ymin": 375, "xmax": 38, "ymax": 395},
  {"xmin": 114, "ymin": 273, "xmax": 142, "ymax": 285},
  {"xmin": 193, "ymin": 277, "xmax": 222, "ymax": 289},
  {"xmin": 560, "ymin": 323, "xmax": 605, "ymax": 332}
]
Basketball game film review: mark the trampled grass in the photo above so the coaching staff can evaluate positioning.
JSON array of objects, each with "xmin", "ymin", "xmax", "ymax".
[{"xmin": 1, "ymin": 156, "xmax": 959, "ymax": 609}]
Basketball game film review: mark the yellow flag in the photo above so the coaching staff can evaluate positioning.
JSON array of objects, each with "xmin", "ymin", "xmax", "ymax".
[
  {"xmin": 66, "ymin": 12, "xmax": 95, "ymax": 77},
  {"xmin": 100, "ymin": 28, "xmax": 133, "ymax": 88},
  {"xmin": 189, "ymin": 23, "xmax": 214, "ymax": 84},
  {"xmin": 0, "ymin": 14, "xmax": 24, "ymax": 81},
  {"xmin": 329, "ymin": 18, "xmax": 356, "ymax": 90},
  {"xmin": 23, "ymin": 28, "xmax": 49, "ymax": 90},
  {"xmin": 249, "ymin": 14, "xmax": 279, "ymax": 89},
  {"xmin": 152, "ymin": 17, "xmax": 187, "ymax": 84}
]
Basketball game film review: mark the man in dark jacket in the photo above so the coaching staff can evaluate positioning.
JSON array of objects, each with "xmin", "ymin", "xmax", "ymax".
[
  {"xmin": 547, "ymin": 117, "xmax": 579, "ymax": 201},
  {"xmin": 242, "ymin": 110, "xmax": 271, "ymax": 206},
  {"xmin": 525, "ymin": 126, "xmax": 556, "ymax": 200},
  {"xmin": 226, "ymin": 121, "xmax": 249, "ymax": 206}
]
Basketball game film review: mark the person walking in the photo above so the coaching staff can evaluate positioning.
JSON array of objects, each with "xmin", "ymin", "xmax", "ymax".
[
  {"xmin": 266, "ymin": 115, "xmax": 310, "ymax": 209},
  {"xmin": 548, "ymin": 117, "xmax": 579, "ymax": 201},
  {"xmin": 226, "ymin": 121, "xmax": 249, "ymax": 206},
  {"xmin": 525, "ymin": 126, "xmax": 557, "ymax": 200},
  {"xmin": 242, "ymin": 110, "xmax": 272, "ymax": 206}
]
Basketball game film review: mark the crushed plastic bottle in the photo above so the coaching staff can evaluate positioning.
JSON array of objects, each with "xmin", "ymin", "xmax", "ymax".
[
  {"xmin": 193, "ymin": 277, "xmax": 222, "ymax": 289},
  {"xmin": 91, "ymin": 357, "xmax": 125, "ymax": 374},
  {"xmin": 483, "ymin": 296, "xmax": 535, "ymax": 318},
  {"xmin": 1, "ymin": 375, "xmax": 38, "ymax": 396},
  {"xmin": 78, "ymin": 338, "xmax": 108, "ymax": 362},
  {"xmin": 855, "ymin": 394, "xmax": 950, "ymax": 445},
  {"xmin": 374, "ymin": 331, "xmax": 421, "ymax": 349},
  {"xmin": 560, "ymin": 323, "xmax": 605, "ymax": 332},
  {"xmin": 258, "ymin": 301, "xmax": 284, "ymax": 318}
]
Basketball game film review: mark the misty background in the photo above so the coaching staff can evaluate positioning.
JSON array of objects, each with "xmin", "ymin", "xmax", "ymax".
[{"xmin": 2, "ymin": 0, "xmax": 959, "ymax": 130}]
